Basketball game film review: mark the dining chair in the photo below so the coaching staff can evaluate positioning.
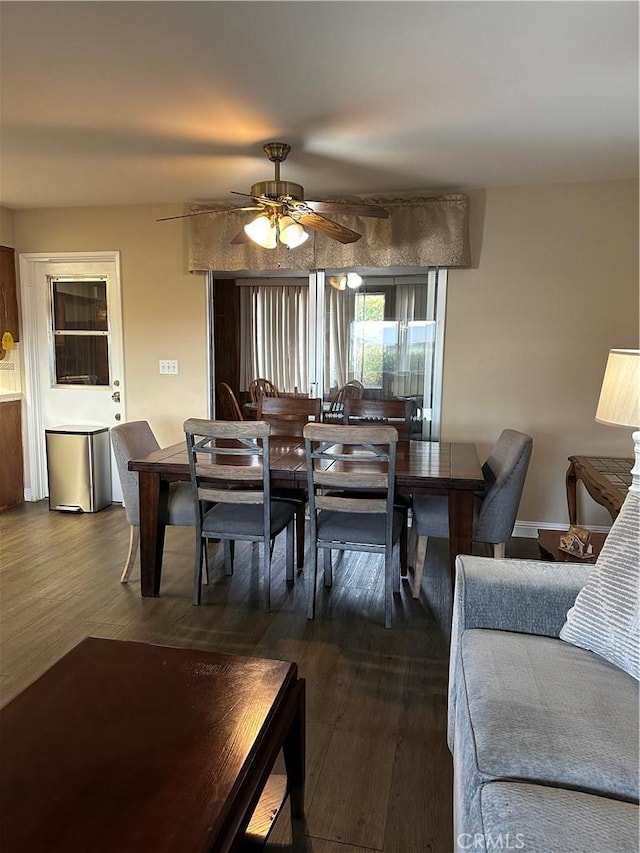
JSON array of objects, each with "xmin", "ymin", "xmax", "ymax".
[
  {"xmin": 111, "ymin": 420, "xmax": 195, "ymax": 583},
  {"xmin": 257, "ymin": 395, "xmax": 323, "ymax": 569},
  {"xmin": 249, "ymin": 378, "xmax": 280, "ymax": 403},
  {"xmin": 183, "ymin": 418, "xmax": 296, "ymax": 611},
  {"xmin": 303, "ymin": 422, "xmax": 404, "ymax": 629},
  {"xmin": 342, "ymin": 396, "xmax": 414, "ymax": 573},
  {"xmin": 410, "ymin": 428, "xmax": 533, "ymax": 597},
  {"xmin": 323, "ymin": 380, "xmax": 364, "ymax": 423},
  {"xmin": 342, "ymin": 397, "xmax": 414, "ymax": 439},
  {"xmin": 217, "ymin": 381, "xmax": 244, "ymax": 421}
]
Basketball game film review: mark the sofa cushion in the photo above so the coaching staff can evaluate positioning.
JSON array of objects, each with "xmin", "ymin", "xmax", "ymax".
[
  {"xmin": 475, "ymin": 781, "xmax": 639, "ymax": 853},
  {"xmin": 560, "ymin": 489, "xmax": 640, "ymax": 680},
  {"xmin": 460, "ymin": 629, "xmax": 639, "ymax": 801}
]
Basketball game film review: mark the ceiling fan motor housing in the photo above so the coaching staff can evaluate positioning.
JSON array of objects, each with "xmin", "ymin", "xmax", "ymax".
[{"xmin": 250, "ymin": 180, "xmax": 304, "ymax": 202}]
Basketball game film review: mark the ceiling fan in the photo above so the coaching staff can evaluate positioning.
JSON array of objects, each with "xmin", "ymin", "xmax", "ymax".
[{"xmin": 157, "ymin": 142, "xmax": 389, "ymax": 248}]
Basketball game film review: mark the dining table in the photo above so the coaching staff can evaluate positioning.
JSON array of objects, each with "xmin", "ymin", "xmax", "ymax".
[{"xmin": 128, "ymin": 437, "xmax": 484, "ymax": 597}]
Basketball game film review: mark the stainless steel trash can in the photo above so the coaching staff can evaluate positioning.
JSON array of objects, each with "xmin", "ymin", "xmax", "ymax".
[{"xmin": 45, "ymin": 425, "xmax": 112, "ymax": 512}]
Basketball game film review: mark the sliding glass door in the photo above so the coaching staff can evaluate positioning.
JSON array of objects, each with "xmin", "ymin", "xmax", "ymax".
[{"xmin": 210, "ymin": 267, "xmax": 446, "ymax": 439}]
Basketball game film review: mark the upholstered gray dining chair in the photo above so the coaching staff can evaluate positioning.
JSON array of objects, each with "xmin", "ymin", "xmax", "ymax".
[
  {"xmin": 111, "ymin": 420, "xmax": 195, "ymax": 583},
  {"xmin": 183, "ymin": 418, "xmax": 296, "ymax": 612},
  {"xmin": 410, "ymin": 428, "xmax": 533, "ymax": 597},
  {"xmin": 303, "ymin": 422, "xmax": 404, "ymax": 628}
]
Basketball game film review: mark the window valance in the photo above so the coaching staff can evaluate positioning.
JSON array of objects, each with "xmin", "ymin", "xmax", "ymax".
[{"xmin": 188, "ymin": 193, "xmax": 470, "ymax": 272}]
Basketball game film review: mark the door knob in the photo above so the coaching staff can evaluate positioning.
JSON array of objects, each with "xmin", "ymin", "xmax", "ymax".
[{"xmin": 111, "ymin": 391, "xmax": 121, "ymax": 403}]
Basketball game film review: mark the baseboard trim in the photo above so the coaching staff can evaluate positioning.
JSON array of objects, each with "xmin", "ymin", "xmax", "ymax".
[{"xmin": 513, "ymin": 520, "xmax": 612, "ymax": 539}]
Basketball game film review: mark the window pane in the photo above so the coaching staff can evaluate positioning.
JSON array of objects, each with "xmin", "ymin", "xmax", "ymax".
[
  {"xmin": 53, "ymin": 280, "xmax": 108, "ymax": 332},
  {"xmin": 324, "ymin": 270, "xmax": 445, "ymax": 439},
  {"xmin": 54, "ymin": 335, "xmax": 110, "ymax": 385}
]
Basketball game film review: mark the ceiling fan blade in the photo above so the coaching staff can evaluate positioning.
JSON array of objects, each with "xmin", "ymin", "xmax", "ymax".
[
  {"xmin": 157, "ymin": 206, "xmax": 260, "ymax": 222},
  {"xmin": 304, "ymin": 200, "xmax": 389, "ymax": 219},
  {"xmin": 231, "ymin": 228, "xmax": 251, "ymax": 244},
  {"xmin": 298, "ymin": 213, "xmax": 362, "ymax": 244}
]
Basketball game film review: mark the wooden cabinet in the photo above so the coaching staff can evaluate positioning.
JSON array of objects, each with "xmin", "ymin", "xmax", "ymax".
[
  {"xmin": 0, "ymin": 400, "xmax": 24, "ymax": 509},
  {"xmin": 0, "ymin": 246, "xmax": 19, "ymax": 343}
]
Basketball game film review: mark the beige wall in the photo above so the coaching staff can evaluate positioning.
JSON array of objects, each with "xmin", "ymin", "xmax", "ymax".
[
  {"xmin": 13, "ymin": 204, "xmax": 209, "ymax": 448},
  {"xmin": 447, "ymin": 181, "xmax": 639, "ymax": 527},
  {"xmin": 9, "ymin": 181, "xmax": 640, "ymax": 527},
  {"xmin": 0, "ymin": 207, "xmax": 16, "ymax": 247}
]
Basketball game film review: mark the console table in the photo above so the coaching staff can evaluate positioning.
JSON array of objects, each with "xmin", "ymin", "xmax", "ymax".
[{"xmin": 566, "ymin": 455, "xmax": 633, "ymax": 524}]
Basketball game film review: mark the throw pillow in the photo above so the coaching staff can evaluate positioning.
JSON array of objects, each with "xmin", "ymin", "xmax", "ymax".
[{"xmin": 560, "ymin": 488, "xmax": 640, "ymax": 680}]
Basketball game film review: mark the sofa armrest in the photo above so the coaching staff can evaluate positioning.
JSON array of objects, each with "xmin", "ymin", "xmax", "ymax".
[
  {"xmin": 447, "ymin": 554, "xmax": 593, "ymax": 752},
  {"xmin": 452, "ymin": 554, "xmax": 593, "ymax": 638}
]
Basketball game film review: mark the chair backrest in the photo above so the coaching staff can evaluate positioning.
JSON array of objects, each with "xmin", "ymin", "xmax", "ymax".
[
  {"xmin": 475, "ymin": 429, "xmax": 533, "ymax": 545},
  {"xmin": 249, "ymin": 378, "xmax": 280, "ymax": 402},
  {"xmin": 217, "ymin": 382, "xmax": 244, "ymax": 421},
  {"xmin": 258, "ymin": 396, "xmax": 322, "ymax": 437},
  {"xmin": 183, "ymin": 419, "xmax": 272, "ymax": 519},
  {"xmin": 110, "ymin": 421, "xmax": 160, "ymax": 526},
  {"xmin": 343, "ymin": 397, "xmax": 413, "ymax": 440},
  {"xmin": 326, "ymin": 380, "xmax": 365, "ymax": 416},
  {"xmin": 303, "ymin": 422, "xmax": 398, "ymax": 518}
]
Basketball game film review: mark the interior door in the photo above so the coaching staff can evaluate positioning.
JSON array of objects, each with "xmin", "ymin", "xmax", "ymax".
[{"xmin": 21, "ymin": 253, "xmax": 125, "ymax": 502}]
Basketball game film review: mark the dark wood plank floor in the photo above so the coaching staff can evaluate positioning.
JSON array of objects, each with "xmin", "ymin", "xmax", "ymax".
[{"xmin": 0, "ymin": 501, "xmax": 539, "ymax": 852}]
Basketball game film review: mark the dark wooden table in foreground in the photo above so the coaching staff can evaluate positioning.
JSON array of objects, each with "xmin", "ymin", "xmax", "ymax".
[
  {"xmin": 0, "ymin": 637, "xmax": 305, "ymax": 853},
  {"xmin": 129, "ymin": 438, "xmax": 484, "ymax": 596}
]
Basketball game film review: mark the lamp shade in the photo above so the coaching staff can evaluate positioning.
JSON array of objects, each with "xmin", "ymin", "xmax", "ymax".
[
  {"xmin": 244, "ymin": 215, "xmax": 277, "ymax": 249},
  {"xmin": 595, "ymin": 349, "xmax": 640, "ymax": 427}
]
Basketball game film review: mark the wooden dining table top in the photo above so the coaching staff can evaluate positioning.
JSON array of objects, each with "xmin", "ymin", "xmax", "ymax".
[{"xmin": 129, "ymin": 437, "xmax": 484, "ymax": 493}]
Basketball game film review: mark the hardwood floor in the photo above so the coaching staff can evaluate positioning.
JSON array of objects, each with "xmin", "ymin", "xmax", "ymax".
[{"xmin": 0, "ymin": 501, "xmax": 540, "ymax": 852}]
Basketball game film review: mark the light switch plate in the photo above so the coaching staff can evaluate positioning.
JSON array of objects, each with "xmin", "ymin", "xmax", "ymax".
[{"xmin": 159, "ymin": 359, "xmax": 179, "ymax": 375}]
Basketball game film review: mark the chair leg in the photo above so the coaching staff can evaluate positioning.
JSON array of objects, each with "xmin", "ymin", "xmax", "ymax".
[
  {"xmin": 295, "ymin": 505, "xmax": 305, "ymax": 569},
  {"xmin": 263, "ymin": 538, "xmax": 272, "ymax": 613},
  {"xmin": 400, "ymin": 509, "xmax": 408, "ymax": 577},
  {"xmin": 384, "ymin": 546, "xmax": 394, "ymax": 629},
  {"xmin": 193, "ymin": 537, "xmax": 204, "ymax": 606},
  {"xmin": 323, "ymin": 549, "xmax": 332, "ymax": 587},
  {"xmin": 223, "ymin": 540, "xmax": 234, "ymax": 575},
  {"xmin": 307, "ymin": 546, "xmax": 319, "ymax": 621},
  {"xmin": 120, "ymin": 525, "xmax": 139, "ymax": 583},
  {"xmin": 493, "ymin": 542, "xmax": 506, "ymax": 559},
  {"xmin": 286, "ymin": 522, "xmax": 295, "ymax": 583},
  {"xmin": 412, "ymin": 535, "xmax": 428, "ymax": 598}
]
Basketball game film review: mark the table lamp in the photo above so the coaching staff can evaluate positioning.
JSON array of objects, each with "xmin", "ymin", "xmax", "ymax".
[{"xmin": 595, "ymin": 348, "xmax": 640, "ymax": 493}]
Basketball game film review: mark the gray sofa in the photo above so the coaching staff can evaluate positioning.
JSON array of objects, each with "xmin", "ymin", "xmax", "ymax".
[{"xmin": 449, "ymin": 553, "xmax": 639, "ymax": 852}]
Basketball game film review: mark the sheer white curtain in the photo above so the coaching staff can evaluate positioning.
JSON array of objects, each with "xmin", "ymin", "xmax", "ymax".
[
  {"xmin": 394, "ymin": 281, "xmax": 431, "ymax": 397},
  {"xmin": 324, "ymin": 286, "xmax": 356, "ymax": 393},
  {"xmin": 238, "ymin": 283, "xmax": 308, "ymax": 393}
]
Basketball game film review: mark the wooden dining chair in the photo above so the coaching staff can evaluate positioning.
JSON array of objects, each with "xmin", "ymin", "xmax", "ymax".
[
  {"xmin": 342, "ymin": 396, "xmax": 413, "ymax": 573},
  {"xmin": 257, "ymin": 395, "xmax": 322, "ymax": 436},
  {"xmin": 183, "ymin": 418, "xmax": 296, "ymax": 612},
  {"xmin": 249, "ymin": 378, "xmax": 280, "ymax": 403},
  {"xmin": 324, "ymin": 380, "xmax": 364, "ymax": 423},
  {"xmin": 111, "ymin": 420, "xmax": 196, "ymax": 583},
  {"xmin": 217, "ymin": 381, "xmax": 244, "ymax": 421},
  {"xmin": 257, "ymin": 396, "xmax": 323, "ymax": 570},
  {"xmin": 303, "ymin": 422, "xmax": 404, "ymax": 629},
  {"xmin": 342, "ymin": 397, "xmax": 414, "ymax": 439}
]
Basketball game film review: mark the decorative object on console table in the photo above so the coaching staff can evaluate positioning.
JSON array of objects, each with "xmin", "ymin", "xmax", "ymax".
[
  {"xmin": 595, "ymin": 348, "xmax": 640, "ymax": 492},
  {"xmin": 559, "ymin": 525, "xmax": 594, "ymax": 559},
  {"xmin": 537, "ymin": 528, "xmax": 607, "ymax": 563}
]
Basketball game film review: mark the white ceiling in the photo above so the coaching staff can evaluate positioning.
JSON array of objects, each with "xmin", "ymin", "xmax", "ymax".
[{"xmin": 1, "ymin": 1, "xmax": 638, "ymax": 210}]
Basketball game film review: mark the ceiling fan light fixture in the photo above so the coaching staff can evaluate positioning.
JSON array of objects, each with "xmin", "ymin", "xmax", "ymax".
[
  {"xmin": 279, "ymin": 216, "xmax": 309, "ymax": 249},
  {"xmin": 244, "ymin": 215, "xmax": 277, "ymax": 249}
]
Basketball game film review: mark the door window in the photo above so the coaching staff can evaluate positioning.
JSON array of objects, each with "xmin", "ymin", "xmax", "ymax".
[{"xmin": 50, "ymin": 278, "xmax": 110, "ymax": 386}]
